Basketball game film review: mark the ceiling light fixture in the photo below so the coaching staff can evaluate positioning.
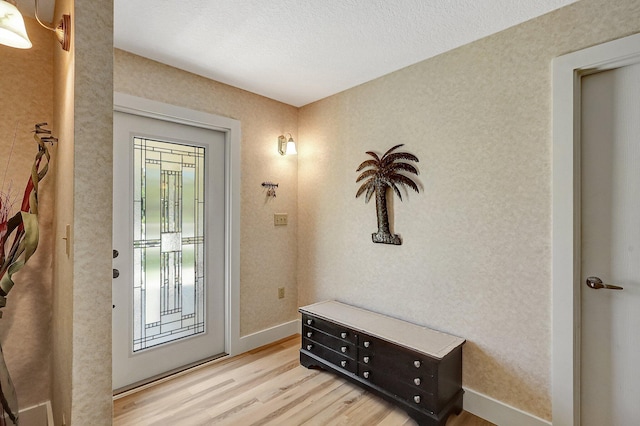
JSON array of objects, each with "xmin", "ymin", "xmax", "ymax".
[
  {"xmin": 0, "ymin": 0, "xmax": 71, "ymax": 51},
  {"xmin": 278, "ymin": 134, "xmax": 297, "ymax": 156}
]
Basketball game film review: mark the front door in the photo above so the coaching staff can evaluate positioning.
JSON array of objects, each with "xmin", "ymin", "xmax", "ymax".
[
  {"xmin": 112, "ymin": 109, "xmax": 226, "ymax": 391},
  {"xmin": 580, "ymin": 61, "xmax": 640, "ymax": 425}
]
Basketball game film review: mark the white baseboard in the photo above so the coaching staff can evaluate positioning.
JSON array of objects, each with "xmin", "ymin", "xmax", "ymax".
[
  {"xmin": 463, "ymin": 387, "xmax": 551, "ymax": 426},
  {"xmin": 236, "ymin": 319, "xmax": 300, "ymax": 354},
  {"xmin": 19, "ymin": 401, "xmax": 53, "ymax": 426}
]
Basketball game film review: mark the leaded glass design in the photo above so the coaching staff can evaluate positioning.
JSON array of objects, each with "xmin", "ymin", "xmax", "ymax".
[{"xmin": 132, "ymin": 137, "xmax": 205, "ymax": 352}]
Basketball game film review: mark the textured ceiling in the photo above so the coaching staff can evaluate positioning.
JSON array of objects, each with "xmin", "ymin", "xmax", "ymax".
[{"xmin": 24, "ymin": 0, "xmax": 579, "ymax": 107}]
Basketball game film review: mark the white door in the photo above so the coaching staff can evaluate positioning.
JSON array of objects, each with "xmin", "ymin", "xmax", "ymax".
[
  {"xmin": 113, "ymin": 110, "xmax": 226, "ymax": 391},
  {"xmin": 580, "ymin": 61, "xmax": 640, "ymax": 425}
]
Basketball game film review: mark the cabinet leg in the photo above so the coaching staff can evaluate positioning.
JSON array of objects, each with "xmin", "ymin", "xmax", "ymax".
[{"xmin": 300, "ymin": 351, "xmax": 324, "ymax": 370}]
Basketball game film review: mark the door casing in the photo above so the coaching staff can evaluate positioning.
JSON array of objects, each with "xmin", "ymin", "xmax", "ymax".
[
  {"xmin": 113, "ymin": 93, "xmax": 242, "ymax": 360},
  {"xmin": 552, "ymin": 33, "xmax": 640, "ymax": 426}
]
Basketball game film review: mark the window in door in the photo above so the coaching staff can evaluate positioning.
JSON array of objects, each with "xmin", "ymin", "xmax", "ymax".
[{"xmin": 132, "ymin": 137, "xmax": 206, "ymax": 351}]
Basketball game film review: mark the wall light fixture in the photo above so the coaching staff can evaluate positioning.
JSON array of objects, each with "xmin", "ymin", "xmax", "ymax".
[
  {"xmin": 0, "ymin": 0, "xmax": 71, "ymax": 51},
  {"xmin": 278, "ymin": 134, "xmax": 297, "ymax": 156}
]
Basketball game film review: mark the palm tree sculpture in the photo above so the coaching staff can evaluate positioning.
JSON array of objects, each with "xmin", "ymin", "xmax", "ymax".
[{"xmin": 356, "ymin": 144, "xmax": 419, "ymax": 245}]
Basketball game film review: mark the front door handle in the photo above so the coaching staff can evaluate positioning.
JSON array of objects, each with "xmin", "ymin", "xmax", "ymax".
[{"xmin": 585, "ymin": 276, "xmax": 623, "ymax": 290}]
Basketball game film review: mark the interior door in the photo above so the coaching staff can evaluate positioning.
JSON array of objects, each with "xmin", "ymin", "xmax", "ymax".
[
  {"xmin": 580, "ymin": 62, "xmax": 640, "ymax": 425},
  {"xmin": 113, "ymin": 110, "xmax": 226, "ymax": 391}
]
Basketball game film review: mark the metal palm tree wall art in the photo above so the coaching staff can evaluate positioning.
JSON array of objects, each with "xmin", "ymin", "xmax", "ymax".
[{"xmin": 356, "ymin": 144, "xmax": 419, "ymax": 245}]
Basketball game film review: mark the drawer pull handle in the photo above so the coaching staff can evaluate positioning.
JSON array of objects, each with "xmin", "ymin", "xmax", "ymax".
[
  {"xmin": 363, "ymin": 371, "xmax": 370, "ymax": 379},
  {"xmin": 364, "ymin": 341, "xmax": 371, "ymax": 348},
  {"xmin": 414, "ymin": 360, "xmax": 421, "ymax": 368},
  {"xmin": 341, "ymin": 332, "xmax": 348, "ymax": 338},
  {"xmin": 414, "ymin": 378, "xmax": 421, "ymax": 386},
  {"xmin": 306, "ymin": 331, "xmax": 313, "ymax": 337},
  {"xmin": 306, "ymin": 319, "xmax": 313, "ymax": 325},
  {"xmin": 340, "ymin": 360, "xmax": 347, "ymax": 367},
  {"xmin": 363, "ymin": 356, "xmax": 370, "ymax": 364},
  {"xmin": 306, "ymin": 344, "xmax": 313, "ymax": 351},
  {"xmin": 341, "ymin": 346, "xmax": 348, "ymax": 353},
  {"xmin": 414, "ymin": 395, "xmax": 421, "ymax": 404}
]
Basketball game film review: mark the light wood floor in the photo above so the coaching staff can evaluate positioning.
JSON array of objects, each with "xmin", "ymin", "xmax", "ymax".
[{"xmin": 113, "ymin": 335, "xmax": 494, "ymax": 426}]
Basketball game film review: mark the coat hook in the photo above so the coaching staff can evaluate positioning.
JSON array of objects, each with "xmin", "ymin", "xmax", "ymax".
[{"xmin": 262, "ymin": 181, "xmax": 278, "ymax": 197}]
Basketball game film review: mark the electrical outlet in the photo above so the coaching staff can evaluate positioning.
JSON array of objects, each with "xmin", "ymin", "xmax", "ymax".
[
  {"xmin": 274, "ymin": 213, "xmax": 288, "ymax": 226},
  {"xmin": 278, "ymin": 287, "xmax": 285, "ymax": 299}
]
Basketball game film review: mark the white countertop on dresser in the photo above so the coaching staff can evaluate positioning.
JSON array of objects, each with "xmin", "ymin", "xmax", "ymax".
[{"xmin": 299, "ymin": 300, "xmax": 465, "ymax": 360}]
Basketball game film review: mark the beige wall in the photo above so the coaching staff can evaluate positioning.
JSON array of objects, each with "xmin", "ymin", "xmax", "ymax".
[
  {"xmin": 52, "ymin": 0, "xmax": 114, "ymax": 424},
  {"xmin": 52, "ymin": 2, "xmax": 74, "ymax": 423},
  {"xmin": 114, "ymin": 50, "xmax": 300, "ymax": 336},
  {"xmin": 0, "ymin": 18, "xmax": 53, "ymax": 410},
  {"xmin": 51, "ymin": 2, "xmax": 74, "ymax": 424},
  {"xmin": 298, "ymin": 0, "xmax": 640, "ymax": 420},
  {"xmin": 22, "ymin": 0, "xmax": 639, "ymax": 423},
  {"xmin": 70, "ymin": 0, "xmax": 113, "ymax": 423}
]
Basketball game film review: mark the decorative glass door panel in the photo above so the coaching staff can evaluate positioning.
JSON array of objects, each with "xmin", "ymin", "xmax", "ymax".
[
  {"xmin": 113, "ymin": 109, "xmax": 226, "ymax": 391},
  {"xmin": 132, "ymin": 138, "xmax": 206, "ymax": 351}
]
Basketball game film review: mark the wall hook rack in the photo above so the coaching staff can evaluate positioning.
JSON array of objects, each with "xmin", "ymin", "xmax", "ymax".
[{"xmin": 262, "ymin": 181, "xmax": 278, "ymax": 198}]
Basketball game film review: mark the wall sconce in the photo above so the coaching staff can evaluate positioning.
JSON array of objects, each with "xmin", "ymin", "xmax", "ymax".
[
  {"xmin": 278, "ymin": 134, "xmax": 297, "ymax": 156},
  {"xmin": 0, "ymin": 0, "xmax": 71, "ymax": 51}
]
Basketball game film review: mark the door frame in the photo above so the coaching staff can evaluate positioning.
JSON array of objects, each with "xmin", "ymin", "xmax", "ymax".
[
  {"xmin": 552, "ymin": 33, "xmax": 640, "ymax": 426},
  {"xmin": 113, "ymin": 92, "xmax": 242, "ymax": 358}
]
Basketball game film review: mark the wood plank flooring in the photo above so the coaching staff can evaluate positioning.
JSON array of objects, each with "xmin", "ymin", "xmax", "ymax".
[{"xmin": 113, "ymin": 335, "xmax": 495, "ymax": 426}]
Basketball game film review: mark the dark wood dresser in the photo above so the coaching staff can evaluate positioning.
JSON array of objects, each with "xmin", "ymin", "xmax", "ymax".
[{"xmin": 299, "ymin": 300, "xmax": 465, "ymax": 426}]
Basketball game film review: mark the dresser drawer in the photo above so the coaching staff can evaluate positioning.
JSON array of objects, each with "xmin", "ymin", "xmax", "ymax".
[
  {"xmin": 360, "ymin": 335, "xmax": 437, "ymax": 385},
  {"xmin": 302, "ymin": 314, "xmax": 357, "ymax": 344},
  {"xmin": 358, "ymin": 356, "xmax": 437, "ymax": 394},
  {"xmin": 303, "ymin": 327, "xmax": 356, "ymax": 359},
  {"xmin": 358, "ymin": 367, "xmax": 437, "ymax": 413},
  {"xmin": 302, "ymin": 338, "xmax": 357, "ymax": 374}
]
